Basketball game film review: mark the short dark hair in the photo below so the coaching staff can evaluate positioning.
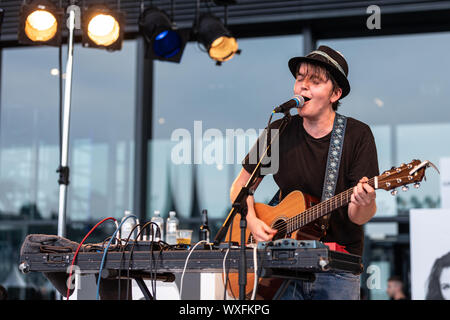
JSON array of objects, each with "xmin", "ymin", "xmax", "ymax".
[
  {"xmin": 388, "ymin": 275, "xmax": 403, "ymax": 283},
  {"xmin": 296, "ymin": 62, "xmax": 342, "ymax": 111}
]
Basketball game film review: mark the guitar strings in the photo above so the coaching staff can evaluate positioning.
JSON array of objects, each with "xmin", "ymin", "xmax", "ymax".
[
  {"xmin": 287, "ymin": 177, "xmax": 375, "ymax": 233},
  {"xmin": 289, "ymin": 187, "xmax": 354, "ymax": 230},
  {"xmin": 269, "ymin": 178, "xmax": 375, "ymax": 236},
  {"xmin": 285, "ymin": 177, "xmax": 375, "ymax": 234}
]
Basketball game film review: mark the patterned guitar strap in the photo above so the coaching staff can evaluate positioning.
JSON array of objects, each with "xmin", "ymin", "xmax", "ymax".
[{"xmin": 319, "ymin": 112, "xmax": 347, "ymax": 233}]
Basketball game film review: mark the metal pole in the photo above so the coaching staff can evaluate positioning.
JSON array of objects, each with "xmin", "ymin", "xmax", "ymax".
[
  {"xmin": 302, "ymin": 25, "xmax": 316, "ymax": 55},
  {"xmin": 57, "ymin": 7, "xmax": 77, "ymax": 238},
  {"xmin": 133, "ymin": 37, "xmax": 153, "ymax": 223}
]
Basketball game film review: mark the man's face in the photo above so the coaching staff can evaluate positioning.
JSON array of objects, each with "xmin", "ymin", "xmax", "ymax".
[
  {"xmin": 386, "ymin": 280, "xmax": 401, "ymax": 298},
  {"xmin": 439, "ymin": 267, "xmax": 450, "ymax": 300},
  {"xmin": 293, "ymin": 63, "xmax": 341, "ymax": 119}
]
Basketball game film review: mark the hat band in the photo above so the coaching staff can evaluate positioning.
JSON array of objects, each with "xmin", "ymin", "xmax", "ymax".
[{"xmin": 307, "ymin": 50, "xmax": 346, "ymax": 77}]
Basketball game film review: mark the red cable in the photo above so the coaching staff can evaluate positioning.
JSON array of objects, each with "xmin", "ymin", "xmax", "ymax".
[{"xmin": 66, "ymin": 217, "xmax": 117, "ymax": 300}]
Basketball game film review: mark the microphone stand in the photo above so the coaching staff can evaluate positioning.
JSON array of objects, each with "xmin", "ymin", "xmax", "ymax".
[{"xmin": 213, "ymin": 110, "xmax": 292, "ymax": 300}]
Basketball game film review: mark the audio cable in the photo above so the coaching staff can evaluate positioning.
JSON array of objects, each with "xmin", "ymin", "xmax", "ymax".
[
  {"xmin": 96, "ymin": 214, "xmax": 138, "ymax": 300},
  {"xmin": 66, "ymin": 217, "xmax": 117, "ymax": 300}
]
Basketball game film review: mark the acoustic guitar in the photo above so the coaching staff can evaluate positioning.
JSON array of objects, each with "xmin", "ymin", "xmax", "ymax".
[{"xmin": 225, "ymin": 159, "xmax": 438, "ymax": 299}]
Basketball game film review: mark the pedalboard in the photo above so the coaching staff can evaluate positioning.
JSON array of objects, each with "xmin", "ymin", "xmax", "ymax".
[{"xmin": 257, "ymin": 239, "xmax": 328, "ymax": 250}]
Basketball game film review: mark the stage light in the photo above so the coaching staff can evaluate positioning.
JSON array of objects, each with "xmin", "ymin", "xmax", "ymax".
[
  {"xmin": 195, "ymin": 13, "xmax": 239, "ymax": 64},
  {"xmin": 138, "ymin": 6, "xmax": 189, "ymax": 63},
  {"xmin": 82, "ymin": 5, "xmax": 124, "ymax": 51},
  {"xmin": 18, "ymin": 0, "xmax": 63, "ymax": 46}
]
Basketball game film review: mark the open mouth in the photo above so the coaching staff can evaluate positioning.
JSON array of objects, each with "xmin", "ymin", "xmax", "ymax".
[{"xmin": 302, "ymin": 96, "xmax": 311, "ymax": 107}]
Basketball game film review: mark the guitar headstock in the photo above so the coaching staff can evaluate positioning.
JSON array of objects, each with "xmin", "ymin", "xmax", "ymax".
[{"xmin": 376, "ymin": 160, "xmax": 439, "ymax": 194}]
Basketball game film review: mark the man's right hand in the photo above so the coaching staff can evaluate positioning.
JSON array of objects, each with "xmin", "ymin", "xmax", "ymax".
[
  {"xmin": 246, "ymin": 213, "xmax": 277, "ymax": 242},
  {"xmin": 230, "ymin": 168, "xmax": 277, "ymax": 242}
]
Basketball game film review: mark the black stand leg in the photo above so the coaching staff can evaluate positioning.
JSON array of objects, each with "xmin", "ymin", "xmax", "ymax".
[
  {"xmin": 135, "ymin": 277, "xmax": 153, "ymax": 300},
  {"xmin": 239, "ymin": 211, "xmax": 248, "ymax": 300}
]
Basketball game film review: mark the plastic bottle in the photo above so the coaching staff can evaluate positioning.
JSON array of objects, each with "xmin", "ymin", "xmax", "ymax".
[
  {"xmin": 150, "ymin": 210, "xmax": 164, "ymax": 242},
  {"xmin": 121, "ymin": 210, "xmax": 139, "ymax": 240},
  {"xmin": 165, "ymin": 211, "xmax": 179, "ymax": 245},
  {"xmin": 199, "ymin": 209, "xmax": 210, "ymax": 243}
]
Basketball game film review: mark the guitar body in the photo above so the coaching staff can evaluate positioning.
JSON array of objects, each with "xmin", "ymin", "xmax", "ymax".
[{"xmin": 225, "ymin": 190, "xmax": 324, "ymax": 300}]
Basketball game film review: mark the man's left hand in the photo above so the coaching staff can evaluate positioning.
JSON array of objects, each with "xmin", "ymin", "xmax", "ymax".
[{"xmin": 350, "ymin": 176, "xmax": 376, "ymax": 207}]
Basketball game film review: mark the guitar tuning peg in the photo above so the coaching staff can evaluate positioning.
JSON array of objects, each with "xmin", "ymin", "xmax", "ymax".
[
  {"xmin": 414, "ymin": 182, "xmax": 420, "ymax": 189},
  {"xmin": 391, "ymin": 189, "xmax": 398, "ymax": 196},
  {"xmin": 402, "ymin": 185, "xmax": 409, "ymax": 192}
]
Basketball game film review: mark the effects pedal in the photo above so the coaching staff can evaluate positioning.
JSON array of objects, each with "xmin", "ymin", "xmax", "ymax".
[{"xmin": 257, "ymin": 239, "xmax": 328, "ymax": 250}]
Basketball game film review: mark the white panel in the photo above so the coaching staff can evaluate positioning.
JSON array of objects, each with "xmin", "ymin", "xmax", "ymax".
[{"xmin": 410, "ymin": 209, "xmax": 450, "ymax": 300}]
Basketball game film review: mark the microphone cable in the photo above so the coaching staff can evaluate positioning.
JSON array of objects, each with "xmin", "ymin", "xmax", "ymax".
[
  {"xmin": 125, "ymin": 222, "xmax": 162, "ymax": 300},
  {"xmin": 66, "ymin": 217, "xmax": 117, "ymax": 300},
  {"xmin": 250, "ymin": 241, "xmax": 271, "ymax": 300},
  {"xmin": 248, "ymin": 242, "xmax": 258, "ymax": 300},
  {"xmin": 96, "ymin": 214, "xmax": 138, "ymax": 300},
  {"xmin": 117, "ymin": 222, "xmax": 153, "ymax": 300},
  {"xmin": 179, "ymin": 240, "xmax": 208, "ymax": 299},
  {"xmin": 223, "ymin": 220, "xmax": 236, "ymax": 300}
]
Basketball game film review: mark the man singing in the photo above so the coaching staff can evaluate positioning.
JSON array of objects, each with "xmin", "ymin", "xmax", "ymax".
[{"xmin": 230, "ymin": 45, "xmax": 379, "ymax": 300}]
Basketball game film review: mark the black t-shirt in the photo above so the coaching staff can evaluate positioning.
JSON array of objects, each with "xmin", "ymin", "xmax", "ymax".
[{"xmin": 242, "ymin": 114, "xmax": 379, "ymax": 256}]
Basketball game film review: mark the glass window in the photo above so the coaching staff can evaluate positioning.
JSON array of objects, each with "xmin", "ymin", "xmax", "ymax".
[
  {"xmin": 318, "ymin": 33, "xmax": 450, "ymax": 214},
  {"xmin": 0, "ymin": 40, "xmax": 137, "ymax": 222},
  {"xmin": 1, "ymin": 46, "xmax": 59, "ymax": 220},
  {"xmin": 152, "ymin": 35, "xmax": 303, "ymax": 234},
  {"xmin": 0, "ymin": 41, "xmax": 137, "ymax": 298},
  {"xmin": 319, "ymin": 33, "xmax": 450, "ymax": 300}
]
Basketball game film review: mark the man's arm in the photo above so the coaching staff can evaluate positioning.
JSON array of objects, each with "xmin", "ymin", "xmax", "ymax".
[{"xmin": 348, "ymin": 176, "xmax": 377, "ymax": 225}]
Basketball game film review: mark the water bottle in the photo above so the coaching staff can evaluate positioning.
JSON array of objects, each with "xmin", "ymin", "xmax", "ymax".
[
  {"xmin": 150, "ymin": 210, "xmax": 164, "ymax": 242},
  {"xmin": 121, "ymin": 210, "xmax": 139, "ymax": 240},
  {"xmin": 199, "ymin": 209, "xmax": 211, "ymax": 243},
  {"xmin": 166, "ymin": 211, "xmax": 179, "ymax": 245}
]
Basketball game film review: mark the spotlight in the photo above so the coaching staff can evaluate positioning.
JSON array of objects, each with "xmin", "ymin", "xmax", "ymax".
[
  {"xmin": 18, "ymin": 0, "xmax": 63, "ymax": 46},
  {"xmin": 81, "ymin": 5, "xmax": 125, "ymax": 51},
  {"xmin": 195, "ymin": 13, "xmax": 239, "ymax": 64},
  {"xmin": 138, "ymin": 6, "xmax": 189, "ymax": 63}
]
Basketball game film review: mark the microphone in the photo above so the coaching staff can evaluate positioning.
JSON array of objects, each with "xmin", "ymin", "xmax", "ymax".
[{"xmin": 273, "ymin": 95, "xmax": 309, "ymax": 113}]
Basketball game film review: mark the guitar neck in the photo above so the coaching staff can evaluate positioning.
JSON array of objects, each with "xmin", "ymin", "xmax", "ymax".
[{"xmin": 286, "ymin": 177, "xmax": 376, "ymax": 233}]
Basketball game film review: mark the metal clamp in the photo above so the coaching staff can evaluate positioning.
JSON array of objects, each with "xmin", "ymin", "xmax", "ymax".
[
  {"xmin": 19, "ymin": 262, "xmax": 30, "ymax": 274},
  {"xmin": 319, "ymin": 257, "xmax": 330, "ymax": 271},
  {"xmin": 409, "ymin": 160, "xmax": 440, "ymax": 176}
]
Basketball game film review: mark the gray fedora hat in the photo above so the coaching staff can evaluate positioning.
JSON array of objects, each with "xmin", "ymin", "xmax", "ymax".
[{"xmin": 288, "ymin": 45, "xmax": 350, "ymax": 99}]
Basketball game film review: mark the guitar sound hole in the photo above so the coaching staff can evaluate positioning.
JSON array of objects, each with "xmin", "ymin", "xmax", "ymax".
[{"xmin": 272, "ymin": 219, "xmax": 287, "ymax": 241}]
